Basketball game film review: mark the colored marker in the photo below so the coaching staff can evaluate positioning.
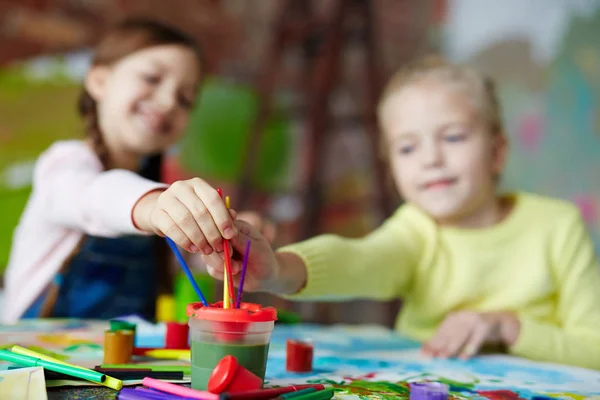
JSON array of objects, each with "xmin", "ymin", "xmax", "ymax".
[
  {"xmin": 143, "ymin": 349, "xmax": 190, "ymax": 360},
  {"xmin": 46, "ymin": 369, "xmax": 183, "ymax": 381},
  {"xmin": 278, "ymin": 388, "xmax": 317, "ymax": 398},
  {"xmin": 11, "ymin": 345, "xmax": 122, "ymax": 390},
  {"xmin": 0, "ymin": 349, "xmax": 105, "ymax": 383},
  {"xmin": 166, "ymin": 237, "xmax": 209, "ymax": 307},
  {"xmin": 219, "ymin": 384, "xmax": 326, "ymax": 400},
  {"xmin": 119, "ymin": 387, "xmax": 193, "ymax": 400},
  {"xmin": 284, "ymin": 389, "xmax": 333, "ymax": 400},
  {"xmin": 132, "ymin": 347, "xmax": 189, "ymax": 356},
  {"xmin": 98, "ymin": 364, "xmax": 191, "ymax": 374},
  {"xmin": 142, "ymin": 377, "xmax": 218, "ymax": 400}
]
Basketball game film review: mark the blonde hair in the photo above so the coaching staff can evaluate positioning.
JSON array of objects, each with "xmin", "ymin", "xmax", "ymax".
[{"xmin": 377, "ymin": 55, "xmax": 504, "ymax": 147}]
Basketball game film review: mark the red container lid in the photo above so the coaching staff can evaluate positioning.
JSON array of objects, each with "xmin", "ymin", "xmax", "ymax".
[
  {"xmin": 208, "ymin": 355, "xmax": 238, "ymax": 393},
  {"xmin": 187, "ymin": 302, "xmax": 277, "ymax": 323}
]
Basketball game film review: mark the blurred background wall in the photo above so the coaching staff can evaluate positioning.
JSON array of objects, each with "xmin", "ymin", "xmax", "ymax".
[{"xmin": 1, "ymin": 0, "xmax": 599, "ymax": 325}]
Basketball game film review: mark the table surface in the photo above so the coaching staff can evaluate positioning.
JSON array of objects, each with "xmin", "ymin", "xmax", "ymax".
[{"xmin": 1, "ymin": 318, "xmax": 600, "ymax": 399}]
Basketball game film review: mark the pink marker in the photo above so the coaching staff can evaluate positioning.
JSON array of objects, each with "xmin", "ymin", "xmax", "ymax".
[{"xmin": 142, "ymin": 377, "xmax": 218, "ymax": 400}]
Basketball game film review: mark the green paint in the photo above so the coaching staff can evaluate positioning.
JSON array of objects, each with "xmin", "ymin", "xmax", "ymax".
[
  {"xmin": 307, "ymin": 378, "xmax": 346, "ymax": 385},
  {"xmin": 436, "ymin": 377, "xmax": 476, "ymax": 391},
  {"xmin": 190, "ymin": 340, "xmax": 268, "ymax": 390},
  {"xmin": 64, "ymin": 343, "xmax": 102, "ymax": 352}
]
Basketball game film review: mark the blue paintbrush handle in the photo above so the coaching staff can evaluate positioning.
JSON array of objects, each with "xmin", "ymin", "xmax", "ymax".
[{"xmin": 165, "ymin": 237, "xmax": 209, "ymax": 307}]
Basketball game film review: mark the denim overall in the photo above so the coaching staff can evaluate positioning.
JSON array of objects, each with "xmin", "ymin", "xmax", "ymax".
[
  {"xmin": 23, "ymin": 234, "xmax": 158, "ymax": 320},
  {"xmin": 22, "ymin": 157, "xmax": 162, "ymax": 320}
]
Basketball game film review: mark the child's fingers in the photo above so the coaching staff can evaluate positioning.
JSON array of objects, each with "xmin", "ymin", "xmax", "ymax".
[
  {"xmin": 201, "ymin": 252, "xmax": 242, "ymax": 274},
  {"xmin": 168, "ymin": 197, "xmax": 215, "ymax": 255},
  {"xmin": 443, "ymin": 326, "xmax": 472, "ymax": 358},
  {"xmin": 460, "ymin": 324, "xmax": 488, "ymax": 359},
  {"xmin": 206, "ymin": 265, "xmax": 224, "ymax": 281},
  {"xmin": 190, "ymin": 179, "xmax": 236, "ymax": 240},
  {"xmin": 201, "ymin": 252, "xmax": 224, "ymax": 271},
  {"xmin": 153, "ymin": 210, "xmax": 197, "ymax": 253},
  {"xmin": 170, "ymin": 181, "xmax": 223, "ymax": 253}
]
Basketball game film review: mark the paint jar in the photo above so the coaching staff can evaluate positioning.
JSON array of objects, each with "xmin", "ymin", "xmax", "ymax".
[
  {"xmin": 103, "ymin": 329, "xmax": 134, "ymax": 364},
  {"xmin": 187, "ymin": 301, "xmax": 277, "ymax": 390},
  {"xmin": 409, "ymin": 382, "xmax": 449, "ymax": 400},
  {"xmin": 286, "ymin": 339, "xmax": 313, "ymax": 373},
  {"xmin": 165, "ymin": 322, "xmax": 190, "ymax": 349}
]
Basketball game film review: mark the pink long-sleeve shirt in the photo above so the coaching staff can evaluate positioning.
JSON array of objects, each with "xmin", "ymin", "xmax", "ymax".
[{"xmin": 3, "ymin": 140, "xmax": 167, "ymax": 323}]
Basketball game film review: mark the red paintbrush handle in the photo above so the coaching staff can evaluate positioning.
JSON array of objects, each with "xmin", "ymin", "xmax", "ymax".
[{"xmin": 223, "ymin": 238, "xmax": 236, "ymax": 303}]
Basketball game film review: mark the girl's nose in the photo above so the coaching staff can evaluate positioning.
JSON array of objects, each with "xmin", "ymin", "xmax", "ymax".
[
  {"xmin": 154, "ymin": 86, "xmax": 176, "ymax": 112},
  {"xmin": 421, "ymin": 142, "xmax": 444, "ymax": 168}
]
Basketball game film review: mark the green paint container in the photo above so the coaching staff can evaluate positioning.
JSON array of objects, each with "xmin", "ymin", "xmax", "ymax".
[{"xmin": 186, "ymin": 301, "xmax": 277, "ymax": 390}]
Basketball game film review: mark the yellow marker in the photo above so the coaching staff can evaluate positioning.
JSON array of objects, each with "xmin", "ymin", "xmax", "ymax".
[
  {"xmin": 223, "ymin": 267, "xmax": 230, "ymax": 309},
  {"xmin": 12, "ymin": 345, "xmax": 123, "ymax": 390},
  {"xmin": 224, "ymin": 195, "xmax": 232, "ymax": 308},
  {"xmin": 144, "ymin": 349, "xmax": 190, "ymax": 361}
]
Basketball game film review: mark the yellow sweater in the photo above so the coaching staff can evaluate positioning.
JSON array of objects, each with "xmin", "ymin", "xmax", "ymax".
[{"xmin": 280, "ymin": 192, "xmax": 600, "ymax": 370}]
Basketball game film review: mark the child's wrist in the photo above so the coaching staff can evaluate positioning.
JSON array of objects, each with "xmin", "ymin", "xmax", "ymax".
[
  {"xmin": 132, "ymin": 189, "xmax": 163, "ymax": 233},
  {"xmin": 270, "ymin": 252, "xmax": 307, "ymax": 295}
]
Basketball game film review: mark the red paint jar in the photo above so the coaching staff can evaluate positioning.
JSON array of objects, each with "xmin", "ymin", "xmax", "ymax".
[
  {"xmin": 165, "ymin": 322, "xmax": 190, "ymax": 349},
  {"xmin": 286, "ymin": 339, "xmax": 313, "ymax": 373}
]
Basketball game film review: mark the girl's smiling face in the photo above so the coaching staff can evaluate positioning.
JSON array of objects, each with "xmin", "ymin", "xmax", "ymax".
[
  {"xmin": 86, "ymin": 44, "xmax": 201, "ymax": 159},
  {"xmin": 380, "ymin": 78, "xmax": 507, "ymax": 226}
]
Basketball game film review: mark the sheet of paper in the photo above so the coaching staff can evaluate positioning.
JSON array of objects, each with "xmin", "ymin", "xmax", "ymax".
[{"xmin": 0, "ymin": 366, "xmax": 47, "ymax": 400}]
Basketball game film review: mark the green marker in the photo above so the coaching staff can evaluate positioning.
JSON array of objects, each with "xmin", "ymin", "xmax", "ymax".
[
  {"xmin": 99, "ymin": 364, "xmax": 191, "ymax": 374},
  {"xmin": 0, "ymin": 350, "xmax": 105, "ymax": 383},
  {"xmin": 280, "ymin": 388, "xmax": 317, "ymax": 398},
  {"xmin": 284, "ymin": 389, "xmax": 334, "ymax": 400}
]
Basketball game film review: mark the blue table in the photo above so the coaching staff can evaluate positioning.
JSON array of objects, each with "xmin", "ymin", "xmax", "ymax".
[{"xmin": 2, "ymin": 319, "xmax": 600, "ymax": 399}]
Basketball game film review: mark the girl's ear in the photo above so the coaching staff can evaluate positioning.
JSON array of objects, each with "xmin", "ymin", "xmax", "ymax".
[
  {"xmin": 84, "ymin": 65, "xmax": 110, "ymax": 101},
  {"xmin": 492, "ymin": 133, "xmax": 508, "ymax": 175}
]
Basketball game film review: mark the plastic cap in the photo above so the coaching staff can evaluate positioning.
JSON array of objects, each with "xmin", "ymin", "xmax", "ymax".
[{"xmin": 208, "ymin": 355, "xmax": 238, "ymax": 393}]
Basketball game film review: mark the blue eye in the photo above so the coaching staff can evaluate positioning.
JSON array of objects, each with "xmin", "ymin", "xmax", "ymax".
[
  {"xmin": 398, "ymin": 145, "xmax": 415, "ymax": 155},
  {"xmin": 445, "ymin": 133, "xmax": 465, "ymax": 142}
]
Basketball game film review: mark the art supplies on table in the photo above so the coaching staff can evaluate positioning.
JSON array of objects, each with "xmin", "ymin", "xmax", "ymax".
[
  {"xmin": 142, "ymin": 377, "xmax": 219, "ymax": 399},
  {"xmin": 186, "ymin": 301, "xmax": 277, "ymax": 390},
  {"xmin": 104, "ymin": 329, "xmax": 134, "ymax": 364},
  {"xmin": 45, "ymin": 368, "xmax": 184, "ymax": 381},
  {"xmin": 99, "ymin": 364, "xmax": 191, "ymax": 374},
  {"xmin": 286, "ymin": 339, "xmax": 313, "ymax": 373},
  {"xmin": 409, "ymin": 382, "xmax": 449, "ymax": 400},
  {"xmin": 119, "ymin": 387, "xmax": 192, "ymax": 400},
  {"xmin": 7, "ymin": 345, "xmax": 123, "ymax": 390},
  {"xmin": 217, "ymin": 384, "xmax": 326, "ymax": 400},
  {"xmin": 166, "ymin": 236, "xmax": 209, "ymax": 307},
  {"xmin": 165, "ymin": 322, "xmax": 190, "ymax": 349},
  {"xmin": 207, "ymin": 355, "xmax": 262, "ymax": 394}
]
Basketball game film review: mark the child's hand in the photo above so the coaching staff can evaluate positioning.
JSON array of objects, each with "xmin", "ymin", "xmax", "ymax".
[
  {"xmin": 132, "ymin": 178, "xmax": 236, "ymax": 254},
  {"xmin": 422, "ymin": 311, "xmax": 520, "ymax": 359},
  {"xmin": 235, "ymin": 211, "xmax": 277, "ymax": 243},
  {"xmin": 202, "ymin": 220, "xmax": 279, "ymax": 292},
  {"xmin": 201, "ymin": 220, "xmax": 306, "ymax": 294}
]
